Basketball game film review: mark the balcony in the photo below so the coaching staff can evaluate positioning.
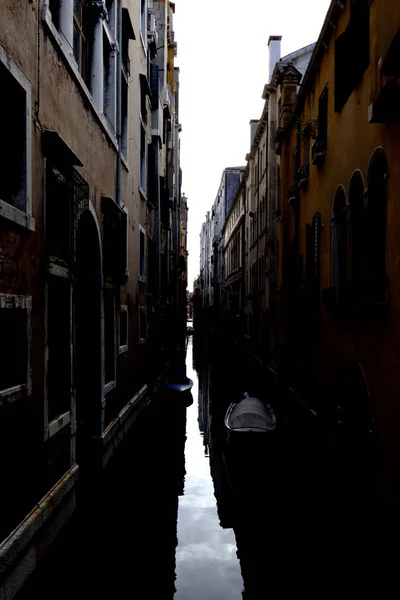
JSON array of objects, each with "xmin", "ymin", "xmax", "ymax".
[
  {"xmin": 311, "ymin": 139, "xmax": 327, "ymax": 167},
  {"xmin": 296, "ymin": 165, "xmax": 309, "ymax": 189}
]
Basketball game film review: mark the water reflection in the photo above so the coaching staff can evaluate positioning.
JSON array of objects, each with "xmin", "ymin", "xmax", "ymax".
[
  {"xmin": 18, "ymin": 331, "xmax": 394, "ymax": 599},
  {"xmin": 18, "ymin": 388, "xmax": 188, "ymax": 599},
  {"xmin": 174, "ymin": 337, "xmax": 243, "ymax": 599}
]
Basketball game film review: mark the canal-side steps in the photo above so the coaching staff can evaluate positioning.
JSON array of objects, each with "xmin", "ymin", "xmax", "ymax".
[{"xmin": 0, "ymin": 370, "xmax": 167, "ymax": 600}]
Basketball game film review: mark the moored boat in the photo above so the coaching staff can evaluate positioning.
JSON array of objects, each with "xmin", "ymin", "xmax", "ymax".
[{"xmin": 224, "ymin": 393, "xmax": 276, "ymax": 434}]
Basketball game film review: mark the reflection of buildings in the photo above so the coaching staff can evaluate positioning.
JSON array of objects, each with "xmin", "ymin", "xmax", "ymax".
[
  {"xmin": 152, "ymin": 403, "xmax": 187, "ymax": 598},
  {"xmin": 17, "ymin": 394, "xmax": 188, "ymax": 600}
]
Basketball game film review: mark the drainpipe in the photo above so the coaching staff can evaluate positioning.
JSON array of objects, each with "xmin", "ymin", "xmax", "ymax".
[{"xmin": 116, "ymin": 0, "xmax": 122, "ymax": 207}]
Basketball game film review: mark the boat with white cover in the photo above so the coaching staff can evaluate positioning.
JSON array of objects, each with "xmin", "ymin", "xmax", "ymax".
[{"xmin": 224, "ymin": 394, "xmax": 276, "ymax": 434}]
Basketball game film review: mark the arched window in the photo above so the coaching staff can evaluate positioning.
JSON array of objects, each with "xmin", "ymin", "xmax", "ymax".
[
  {"xmin": 331, "ymin": 187, "xmax": 349, "ymax": 298},
  {"xmin": 348, "ymin": 171, "xmax": 366, "ymax": 303},
  {"xmin": 367, "ymin": 150, "xmax": 388, "ymax": 303}
]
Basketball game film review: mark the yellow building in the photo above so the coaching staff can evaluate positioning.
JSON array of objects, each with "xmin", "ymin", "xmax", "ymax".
[{"xmin": 277, "ymin": 0, "xmax": 400, "ymax": 498}]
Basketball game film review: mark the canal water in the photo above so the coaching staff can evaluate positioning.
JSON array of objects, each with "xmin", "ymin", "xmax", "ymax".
[{"xmin": 18, "ymin": 332, "xmax": 388, "ymax": 599}]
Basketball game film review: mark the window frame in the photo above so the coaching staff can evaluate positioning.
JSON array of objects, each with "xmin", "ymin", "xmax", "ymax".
[
  {"xmin": 0, "ymin": 294, "xmax": 32, "ymax": 407},
  {"xmin": 0, "ymin": 46, "xmax": 33, "ymax": 231},
  {"xmin": 44, "ymin": 274, "xmax": 73, "ymax": 441}
]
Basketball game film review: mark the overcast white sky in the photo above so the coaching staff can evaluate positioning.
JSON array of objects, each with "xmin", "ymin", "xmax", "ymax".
[{"xmin": 173, "ymin": 0, "xmax": 332, "ymax": 287}]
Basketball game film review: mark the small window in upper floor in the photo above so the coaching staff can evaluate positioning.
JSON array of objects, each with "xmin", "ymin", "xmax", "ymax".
[
  {"xmin": 335, "ymin": 0, "xmax": 370, "ymax": 112},
  {"xmin": 0, "ymin": 53, "xmax": 31, "ymax": 216},
  {"xmin": 318, "ymin": 87, "xmax": 328, "ymax": 149}
]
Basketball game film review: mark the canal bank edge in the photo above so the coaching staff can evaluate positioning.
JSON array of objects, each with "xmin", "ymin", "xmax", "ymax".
[{"xmin": 0, "ymin": 373, "xmax": 166, "ymax": 600}]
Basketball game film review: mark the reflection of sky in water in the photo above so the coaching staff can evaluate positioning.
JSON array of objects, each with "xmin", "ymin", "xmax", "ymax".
[{"xmin": 174, "ymin": 340, "xmax": 242, "ymax": 599}]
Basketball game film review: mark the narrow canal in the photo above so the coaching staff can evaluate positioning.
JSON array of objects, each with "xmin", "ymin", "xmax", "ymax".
[{"xmin": 18, "ymin": 332, "xmax": 386, "ymax": 599}]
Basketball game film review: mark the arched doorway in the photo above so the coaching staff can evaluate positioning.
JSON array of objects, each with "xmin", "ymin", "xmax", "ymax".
[
  {"xmin": 348, "ymin": 170, "xmax": 365, "ymax": 303},
  {"xmin": 331, "ymin": 186, "xmax": 348, "ymax": 298},
  {"xmin": 75, "ymin": 209, "xmax": 102, "ymax": 463},
  {"xmin": 367, "ymin": 149, "xmax": 388, "ymax": 303}
]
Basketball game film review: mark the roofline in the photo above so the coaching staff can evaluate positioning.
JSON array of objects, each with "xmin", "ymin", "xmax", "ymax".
[
  {"xmin": 284, "ymin": 0, "xmax": 346, "ymax": 133},
  {"xmin": 281, "ymin": 42, "xmax": 316, "ymax": 63},
  {"xmin": 213, "ymin": 166, "xmax": 246, "ymax": 206}
]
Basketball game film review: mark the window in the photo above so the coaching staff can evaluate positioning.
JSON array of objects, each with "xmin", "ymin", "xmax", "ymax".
[
  {"xmin": 0, "ymin": 51, "xmax": 31, "ymax": 216},
  {"xmin": 121, "ymin": 75, "xmax": 128, "ymax": 157},
  {"xmin": 46, "ymin": 165, "xmax": 72, "ymax": 262},
  {"xmin": 139, "ymin": 306, "xmax": 147, "ymax": 343},
  {"xmin": 318, "ymin": 87, "xmax": 328, "ymax": 150},
  {"xmin": 103, "ymin": 31, "xmax": 116, "ymax": 131},
  {"xmin": 139, "ymin": 226, "xmax": 147, "ymax": 281},
  {"xmin": 335, "ymin": 0, "xmax": 370, "ymax": 112},
  {"xmin": 104, "ymin": 288, "xmax": 115, "ymax": 385},
  {"xmin": 47, "ymin": 276, "xmax": 71, "ymax": 421},
  {"xmin": 347, "ymin": 171, "xmax": 366, "ymax": 305},
  {"xmin": 119, "ymin": 305, "xmax": 128, "ymax": 353},
  {"xmin": 140, "ymin": 82, "xmax": 148, "ymax": 125},
  {"xmin": 140, "ymin": 0, "xmax": 147, "ymax": 46},
  {"xmin": 49, "ymin": 0, "xmax": 61, "ymax": 28},
  {"xmin": 73, "ymin": 0, "xmax": 90, "ymax": 84},
  {"xmin": 140, "ymin": 119, "xmax": 147, "ymax": 195},
  {"xmin": 0, "ymin": 295, "xmax": 31, "ymax": 402}
]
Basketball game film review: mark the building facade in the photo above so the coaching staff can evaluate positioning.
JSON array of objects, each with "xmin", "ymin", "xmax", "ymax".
[
  {"xmin": 276, "ymin": 0, "xmax": 400, "ymax": 499},
  {"xmin": 244, "ymin": 38, "xmax": 315, "ymax": 356},
  {"xmin": 222, "ymin": 180, "xmax": 245, "ymax": 336},
  {"xmin": 0, "ymin": 0, "xmax": 185, "ymax": 595},
  {"xmin": 198, "ymin": 168, "xmax": 244, "ymax": 326}
]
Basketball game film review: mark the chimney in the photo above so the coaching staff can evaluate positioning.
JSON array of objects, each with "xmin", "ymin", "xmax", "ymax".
[
  {"xmin": 250, "ymin": 119, "xmax": 259, "ymax": 148},
  {"xmin": 268, "ymin": 35, "xmax": 282, "ymax": 83}
]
